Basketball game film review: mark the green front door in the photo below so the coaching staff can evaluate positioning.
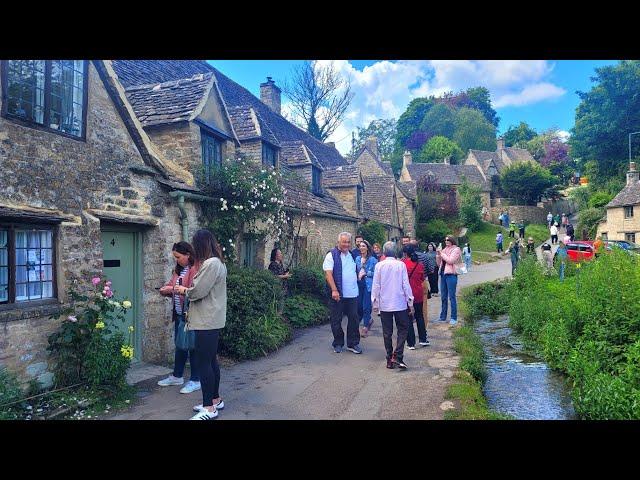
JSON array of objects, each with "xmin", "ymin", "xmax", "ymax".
[{"xmin": 101, "ymin": 231, "xmax": 138, "ymax": 360}]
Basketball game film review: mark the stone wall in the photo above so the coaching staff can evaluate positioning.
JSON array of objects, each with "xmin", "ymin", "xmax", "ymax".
[
  {"xmin": 325, "ymin": 186, "xmax": 358, "ymax": 217},
  {"xmin": 354, "ymin": 149, "xmax": 387, "ymax": 177},
  {"xmin": 0, "ymin": 61, "xmax": 199, "ymax": 384},
  {"xmin": 489, "ymin": 205, "xmax": 547, "ymax": 225}
]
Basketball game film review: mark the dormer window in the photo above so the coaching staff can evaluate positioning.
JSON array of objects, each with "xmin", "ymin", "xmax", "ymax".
[
  {"xmin": 312, "ymin": 166, "xmax": 322, "ymax": 195},
  {"xmin": 262, "ymin": 143, "xmax": 278, "ymax": 168},
  {"xmin": 356, "ymin": 186, "xmax": 363, "ymax": 213},
  {"xmin": 201, "ymin": 129, "xmax": 222, "ymax": 182}
]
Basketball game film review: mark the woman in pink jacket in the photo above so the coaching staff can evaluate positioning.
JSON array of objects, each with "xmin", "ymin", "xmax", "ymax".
[{"xmin": 436, "ymin": 235, "xmax": 462, "ymax": 325}]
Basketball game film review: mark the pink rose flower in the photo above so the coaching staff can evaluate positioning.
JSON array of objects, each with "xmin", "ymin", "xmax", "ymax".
[
  {"xmin": 105, "ymin": 281, "xmax": 112, "ymax": 287},
  {"xmin": 105, "ymin": 290, "xmax": 114, "ymax": 298},
  {"xmin": 91, "ymin": 277, "xmax": 101, "ymax": 286}
]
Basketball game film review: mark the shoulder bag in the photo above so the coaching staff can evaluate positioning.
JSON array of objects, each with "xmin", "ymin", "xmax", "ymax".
[{"xmin": 175, "ymin": 281, "xmax": 196, "ymax": 351}]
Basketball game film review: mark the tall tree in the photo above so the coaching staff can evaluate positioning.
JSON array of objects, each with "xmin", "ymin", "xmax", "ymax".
[
  {"xmin": 500, "ymin": 162, "xmax": 557, "ymax": 205},
  {"xmin": 420, "ymin": 103, "xmax": 456, "ymax": 139},
  {"xmin": 464, "ymin": 87, "xmax": 500, "ymax": 128},
  {"xmin": 570, "ymin": 60, "xmax": 640, "ymax": 180},
  {"xmin": 350, "ymin": 118, "xmax": 397, "ymax": 159},
  {"xmin": 284, "ymin": 61, "xmax": 355, "ymax": 141},
  {"xmin": 395, "ymin": 97, "xmax": 435, "ymax": 148},
  {"xmin": 417, "ymin": 136, "xmax": 464, "ymax": 164},
  {"xmin": 503, "ymin": 121, "xmax": 538, "ymax": 147},
  {"xmin": 452, "ymin": 107, "xmax": 497, "ymax": 153}
]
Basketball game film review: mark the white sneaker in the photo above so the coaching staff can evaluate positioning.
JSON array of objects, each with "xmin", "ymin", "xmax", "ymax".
[
  {"xmin": 189, "ymin": 408, "xmax": 218, "ymax": 420},
  {"xmin": 419, "ymin": 340, "xmax": 431, "ymax": 346},
  {"xmin": 179, "ymin": 381, "xmax": 201, "ymax": 394},
  {"xmin": 407, "ymin": 345, "xmax": 416, "ymax": 350},
  {"xmin": 193, "ymin": 399, "xmax": 225, "ymax": 412},
  {"xmin": 157, "ymin": 375, "xmax": 184, "ymax": 387}
]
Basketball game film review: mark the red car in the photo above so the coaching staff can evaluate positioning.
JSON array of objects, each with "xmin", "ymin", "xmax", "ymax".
[{"xmin": 565, "ymin": 241, "xmax": 595, "ymax": 263}]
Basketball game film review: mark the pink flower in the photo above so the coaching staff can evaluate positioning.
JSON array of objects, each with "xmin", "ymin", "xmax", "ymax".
[
  {"xmin": 105, "ymin": 281, "xmax": 112, "ymax": 287},
  {"xmin": 91, "ymin": 277, "xmax": 101, "ymax": 286},
  {"xmin": 105, "ymin": 290, "xmax": 114, "ymax": 298},
  {"xmin": 67, "ymin": 316, "xmax": 78, "ymax": 323}
]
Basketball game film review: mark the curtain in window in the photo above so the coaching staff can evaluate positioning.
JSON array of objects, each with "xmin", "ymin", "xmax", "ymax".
[{"xmin": 6, "ymin": 60, "xmax": 45, "ymax": 124}]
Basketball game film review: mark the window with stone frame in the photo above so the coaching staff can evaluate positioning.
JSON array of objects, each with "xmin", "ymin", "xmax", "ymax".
[
  {"xmin": 356, "ymin": 186, "xmax": 363, "ymax": 213},
  {"xmin": 624, "ymin": 206, "xmax": 634, "ymax": 219},
  {"xmin": 601, "ymin": 232, "xmax": 608, "ymax": 241},
  {"xmin": 0, "ymin": 224, "xmax": 56, "ymax": 305},
  {"xmin": 241, "ymin": 235, "xmax": 258, "ymax": 268},
  {"xmin": 1, "ymin": 60, "xmax": 88, "ymax": 138},
  {"xmin": 625, "ymin": 232, "xmax": 636, "ymax": 243},
  {"xmin": 262, "ymin": 143, "xmax": 278, "ymax": 168},
  {"xmin": 311, "ymin": 166, "xmax": 322, "ymax": 195},
  {"xmin": 201, "ymin": 129, "xmax": 223, "ymax": 182}
]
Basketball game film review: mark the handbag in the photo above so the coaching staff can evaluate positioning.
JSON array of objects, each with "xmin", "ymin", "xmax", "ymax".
[{"xmin": 175, "ymin": 294, "xmax": 196, "ymax": 351}]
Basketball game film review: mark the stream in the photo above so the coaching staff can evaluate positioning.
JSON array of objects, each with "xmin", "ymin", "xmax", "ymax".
[{"xmin": 474, "ymin": 315, "xmax": 576, "ymax": 420}]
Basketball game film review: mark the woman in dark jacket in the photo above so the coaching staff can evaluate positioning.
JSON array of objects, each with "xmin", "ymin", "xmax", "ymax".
[{"xmin": 425, "ymin": 242, "xmax": 439, "ymax": 296}]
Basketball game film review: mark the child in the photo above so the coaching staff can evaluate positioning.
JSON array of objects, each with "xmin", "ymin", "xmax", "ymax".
[
  {"xmin": 462, "ymin": 243, "xmax": 472, "ymax": 272},
  {"xmin": 496, "ymin": 232, "xmax": 504, "ymax": 253}
]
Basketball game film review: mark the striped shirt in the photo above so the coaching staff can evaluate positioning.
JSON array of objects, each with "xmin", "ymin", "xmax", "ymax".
[{"xmin": 173, "ymin": 265, "xmax": 190, "ymax": 315}]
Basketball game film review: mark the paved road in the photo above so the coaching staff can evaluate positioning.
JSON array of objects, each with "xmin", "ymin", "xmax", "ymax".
[{"xmin": 110, "ymin": 258, "xmax": 513, "ymax": 420}]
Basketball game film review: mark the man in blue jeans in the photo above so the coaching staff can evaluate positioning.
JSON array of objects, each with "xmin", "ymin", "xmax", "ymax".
[
  {"xmin": 436, "ymin": 236, "xmax": 462, "ymax": 325},
  {"xmin": 323, "ymin": 232, "xmax": 362, "ymax": 354}
]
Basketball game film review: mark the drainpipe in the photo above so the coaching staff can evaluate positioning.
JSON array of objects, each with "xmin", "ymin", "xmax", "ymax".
[{"xmin": 169, "ymin": 190, "xmax": 216, "ymax": 241}]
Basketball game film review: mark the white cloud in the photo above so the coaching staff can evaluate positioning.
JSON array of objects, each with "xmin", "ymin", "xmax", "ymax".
[
  {"xmin": 284, "ymin": 60, "xmax": 566, "ymax": 155},
  {"xmin": 558, "ymin": 130, "xmax": 571, "ymax": 142}
]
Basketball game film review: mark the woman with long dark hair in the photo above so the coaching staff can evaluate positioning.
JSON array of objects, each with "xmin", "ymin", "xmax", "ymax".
[
  {"xmin": 173, "ymin": 229, "xmax": 227, "ymax": 420},
  {"xmin": 425, "ymin": 242, "xmax": 439, "ymax": 297},
  {"xmin": 401, "ymin": 244, "xmax": 428, "ymax": 348},
  {"xmin": 355, "ymin": 239, "xmax": 377, "ymax": 336},
  {"xmin": 157, "ymin": 242, "xmax": 200, "ymax": 393}
]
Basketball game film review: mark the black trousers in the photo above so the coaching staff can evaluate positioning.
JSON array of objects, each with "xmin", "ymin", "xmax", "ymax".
[
  {"xmin": 551, "ymin": 235, "xmax": 558, "ymax": 244},
  {"xmin": 194, "ymin": 329, "xmax": 221, "ymax": 408},
  {"xmin": 380, "ymin": 310, "xmax": 409, "ymax": 361},
  {"xmin": 427, "ymin": 272, "xmax": 439, "ymax": 294},
  {"xmin": 330, "ymin": 296, "xmax": 360, "ymax": 348},
  {"xmin": 406, "ymin": 302, "xmax": 427, "ymax": 346}
]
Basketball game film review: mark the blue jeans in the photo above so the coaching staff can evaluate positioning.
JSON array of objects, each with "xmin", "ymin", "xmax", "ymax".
[
  {"xmin": 464, "ymin": 255, "xmax": 472, "ymax": 271},
  {"xmin": 559, "ymin": 262, "xmax": 565, "ymax": 281},
  {"xmin": 358, "ymin": 281, "xmax": 373, "ymax": 328},
  {"xmin": 173, "ymin": 313, "xmax": 199, "ymax": 382},
  {"xmin": 439, "ymin": 274, "xmax": 458, "ymax": 322}
]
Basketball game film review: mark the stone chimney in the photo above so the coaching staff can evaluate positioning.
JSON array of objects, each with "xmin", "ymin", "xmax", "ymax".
[
  {"xmin": 365, "ymin": 136, "xmax": 379, "ymax": 158},
  {"xmin": 326, "ymin": 141, "xmax": 336, "ymax": 149},
  {"xmin": 496, "ymin": 137, "xmax": 505, "ymax": 151},
  {"xmin": 402, "ymin": 150, "xmax": 412, "ymax": 168},
  {"xmin": 260, "ymin": 77, "xmax": 281, "ymax": 115},
  {"xmin": 443, "ymin": 156, "xmax": 450, "ymax": 165},
  {"xmin": 627, "ymin": 162, "xmax": 639, "ymax": 186}
]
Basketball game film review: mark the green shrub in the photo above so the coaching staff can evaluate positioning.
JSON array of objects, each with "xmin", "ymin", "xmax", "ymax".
[
  {"xmin": 416, "ymin": 219, "xmax": 450, "ymax": 244},
  {"xmin": 83, "ymin": 332, "xmax": 130, "ymax": 389},
  {"xmin": 358, "ymin": 220, "xmax": 386, "ymax": 247},
  {"xmin": 283, "ymin": 295, "xmax": 329, "ymax": 328},
  {"xmin": 0, "ymin": 367, "xmax": 23, "ymax": 420},
  {"xmin": 576, "ymin": 207, "xmax": 605, "ymax": 239},
  {"xmin": 460, "ymin": 280, "xmax": 510, "ymax": 320},
  {"xmin": 452, "ymin": 325, "xmax": 487, "ymax": 384},
  {"xmin": 588, "ymin": 191, "xmax": 613, "ymax": 209},
  {"xmin": 289, "ymin": 266, "xmax": 326, "ymax": 298},
  {"xmin": 221, "ymin": 266, "xmax": 291, "ymax": 360}
]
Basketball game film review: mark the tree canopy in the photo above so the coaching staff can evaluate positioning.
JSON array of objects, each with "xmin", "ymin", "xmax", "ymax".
[
  {"xmin": 570, "ymin": 60, "xmax": 640, "ymax": 180},
  {"xmin": 452, "ymin": 107, "xmax": 497, "ymax": 153},
  {"xmin": 417, "ymin": 135, "xmax": 464, "ymax": 164},
  {"xmin": 499, "ymin": 162, "xmax": 557, "ymax": 205},
  {"xmin": 503, "ymin": 122, "xmax": 538, "ymax": 148},
  {"xmin": 350, "ymin": 118, "xmax": 397, "ymax": 160}
]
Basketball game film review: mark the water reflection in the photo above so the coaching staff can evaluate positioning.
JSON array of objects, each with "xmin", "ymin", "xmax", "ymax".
[{"xmin": 475, "ymin": 316, "xmax": 576, "ymax": 420}]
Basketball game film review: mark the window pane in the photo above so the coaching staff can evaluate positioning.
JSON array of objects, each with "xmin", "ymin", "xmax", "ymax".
[
  {"xmin": 27, "ymin": 231, "xmax": 40, "ymax": 248},
  {"xmin": 6, "ymin": 60, "xmax": 45, "ymax": 124},
  {"xmin": 41, "ymin": 248, "xmax": 53, "ymax": 264},
  {"xmin": 15, "ymin": 231, "xmax": 26, "ymax": 248},
  {"xmin": 42, "ymin": 282, "xmax": 53, "ymax": 299},
  {"xmin": 0, "ymin": 248, "xmax": 6, "ymax": 266},
  {"xmin": 49, "ymin": 60, "xmax": 84, "ymax": 137},
  {"xmin": 15, "ymin": 248, "xmax": 27, "ymax": 266},
  {"xmin": 42, "ymin": 265, "xmax": 53, "ymax": 281},
  {"xmin": 16, "ymin": 283, "xmax": 27, "ymax": 302},
  {"xmin": 0, "ymin": 266, "xmax": 7, "ymax": 302},
  {"xmin": 28, "ymin": 282, "xmax": 42, "ymax": 300},
  {"xmin": 40, "ymin": 231, "xmax": 52, "ymax": 248}
]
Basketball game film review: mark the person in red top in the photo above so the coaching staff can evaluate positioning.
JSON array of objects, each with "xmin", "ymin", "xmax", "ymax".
[{"xmin": 402, "ymin": 244, "xmax": 429, "ymax": 348}]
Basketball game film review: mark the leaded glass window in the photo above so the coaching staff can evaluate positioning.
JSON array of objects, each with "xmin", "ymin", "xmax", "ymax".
[
  {"xmin": 0, "ymin": 230, "xmax": 8, "ymax": 303},
  {"xmin": 201, "ymin": 130, "xmax": 222, "ymax": 182},
  {"xmin": 262, "ymin": 143, "xmax": 277, "ymax": 168}
]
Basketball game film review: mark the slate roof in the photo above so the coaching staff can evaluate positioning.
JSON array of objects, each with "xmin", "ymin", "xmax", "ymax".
[
  {"xmin": 607, "ymin": 182, "xmax": 640, "ymax": 208},
  {"xmin": 396, "ymin": 181, "xmax": 417, "ymax": 201},
  {"xmin": 406, "ymin": 163, "xmax": 491, "ymax": 192},
  {"xmin": 323, "ymin": 165, "xmax": 361, "ymax": 188},
  {"xmin": 226, "ymin": 105, "xmax": 279, "ymax": 147},
  {"xmin": 502, "ymin": 146, "xmax": 535, "ymax": 164},
  {"xmin": 111, "ymin": 60, "xmax": 347, "ymax": 170},
  {"xmin": 280, "ymin": 140, "xmax": 322, "ymax": 170},
  {"xmin": 362, "ymin": 176, "xmax": 398, "ymax": 226},
  {"xmin": 124, "ymin": 73, "xmax": 213, "ymax": 127},
  {"xmin": 280, "ymin": 167, "xmax": 357, "ymax": 220},
  {"xmin": 350, "ymin": 144, "xmax": 394, "ymax": 176}
]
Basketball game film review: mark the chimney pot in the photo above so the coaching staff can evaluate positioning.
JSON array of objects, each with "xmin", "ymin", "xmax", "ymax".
[
  {"xmin": 627, "ymin": 161, "xmax": 640, "ymax": 185},
  {"xmin": 260, "ymin": 77, "xmax": 281, "ymax": 115},
  {"xmin": 402, "ymin": 150, "xmax": 413, "ymax": 168},
  {"xmin": 364, "ymin": 136, "xmax": 379, "ymax": 158},
  {"xmin": 496, "ymin": 137, "xmax": 505, "ymax": 151}
]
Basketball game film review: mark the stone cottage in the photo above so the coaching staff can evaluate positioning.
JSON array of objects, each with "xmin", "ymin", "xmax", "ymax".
[
  {"xmin": 0, "ymin": 60, "xmax": 207, "ymax": 385},
  {"xmin": 597, "ymin": 162, "xmax": 640, "ymax": 243}
]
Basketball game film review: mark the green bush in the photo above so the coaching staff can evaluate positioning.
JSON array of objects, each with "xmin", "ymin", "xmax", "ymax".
[
  {"xmin": 358, "ymin": 220, "xmax": 386, "ymax": 247},
  {"xmin": 460, "ymin": 280, "xmax": 510, "ymax": 320},
  {"xmin": 0, "ymin": 367, "xmax": 23, "ymax": 420},
  {"xmin": 289, "ymin": 266, "xmax": 326, "ymax": 298},
  {"xmin": 576, "ymin": 207, "xmax": 605, "ymax": 240},
  {"xmin": 221, "ymin": 266, "xmax": 292, "ymax": 360},
  {"xmin": 83, "ymin": 332, "xmax": 130, "ymax": 389},
  {"xmin": 588, "ymin": 191, "xmax": 613, "ymax": 209},
  {"xmin": 283, "ymin": 295, "xmax": 329, "ymax": 328},
  {"xmin": 452, "ymin": 325, "xmax": 487, "ymax": 384},
  {"xmin": 416, "ymin": 219, "xmax": 450, "ymax": 244}
]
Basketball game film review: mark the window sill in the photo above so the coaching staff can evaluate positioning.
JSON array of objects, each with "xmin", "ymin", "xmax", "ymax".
[
  {"xmin": 0, "ymin": 298, "xmax": 62, "ymax": 323},
  {"xmin": 0, "ymin": 113, "xmax": 86, "ymax": 142}
]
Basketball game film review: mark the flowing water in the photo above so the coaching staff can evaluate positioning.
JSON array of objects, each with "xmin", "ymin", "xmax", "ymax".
[{"xmin": 474, "ymin": 315, "xmax": 576, "ymax": 420}]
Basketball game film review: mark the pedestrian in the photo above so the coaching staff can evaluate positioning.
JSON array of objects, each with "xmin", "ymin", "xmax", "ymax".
[
  {"xmin": 541, "ymin": 241, "xmax": 553, "ymax": 270},
  {"xmin": 436, "ymin": 235, "xmax": 462, "ymax": 326},
  {"xmin": 482, "ymin": 205, "xmax": 489, "ymax": 221},
  {"xmin": 554, "ymin": 213, "xmax": 561, "ymax": 229},
  {"xmin": 351, "ymin": 235, "xmax": 364, "ymax": 260},
  {"xmin": 323, "ymin": 232, "xmax": 362, "ymax": 354},
  {"xmin": 402, "ymin": 235, "xmax": 411, "ymax": 247},
  {"xmin": 498, "ymin": 212, "xmax": 504, "ymax": 227},
  {"xmin": 424, "ymin": 242, "xmax": 439, "ymax": 297},
  {"xmin": 268, "ymin": 248, "xmax": 291, "ymax": 293},
  {"xmin": 503, "ymin": 211, "xmax": 510, "ymax": 230},
  {"xmin": 556, "ymin": 240, "xmax": 568, "ymax": 281},
  {"xmin": 462, "ymin": 242, "xmax": 472, "ymax": 272},
  {"xmin": 157, "ymin": 241, "xmax": 201, "ymax": 394},
  {"xmin": 355, "ymin": 239, "xmax": 378, "ymax": 337},
  {"xmin": 518, "ymin": 221, "xmax": 526, "ymax": 239},
  {"xmin": 173, "ymin": 229, "xmax": 227, "ymax": 420},
  {"xmin": 547, "ymin": 211, "xmax": 553, "ymax": 228},
  {"xmin": 496, "ymin": 231, "xmax": 504, "ymax": 253},
  {"xmin": 593, "ymin": 236, "xmax": 605, "ymax": 257},
  {"xmin": 509, "ymin": 221, "xmax": 516, "ymax": 238},
  {"xmin": 372, "ymin": 242, "xmax": 382, "ymax": 260},
  {"xmin": 372, "ymin": 241, "xmax": 414, "ymax": 369},
  {"xmin": 562, "ymin": 213, "xmax": 569, "ymax": 231},
  {"xmin": 566, "ymin": 223, "xmax": 575, "ymax": 241},
  {"xmin": 526, "ymin": 237, "xmax": 535, "ymax": 255},
  {"xmin": 506, "ymin": 241, "xmax": 520, "ymax": 276},
  {"xmin": 550, "ymin": 223, "xmax": 559, "ymax": 245},
  {"xmin": 402, "ymin": 244, "xmax": 429, "ymax": 349}
]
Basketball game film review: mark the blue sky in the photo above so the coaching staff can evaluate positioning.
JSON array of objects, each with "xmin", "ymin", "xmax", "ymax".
[{"xmin": 208, "ymin": 60, "xmax": 618, "ymax": 153}]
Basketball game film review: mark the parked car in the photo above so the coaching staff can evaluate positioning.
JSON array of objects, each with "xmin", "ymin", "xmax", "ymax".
[
  {"xmin": 554, "ymin": 241, "xmax": 595, "ymax": 265},
  {"xmin": 605, "ymin": 240, "xmax": 640, "ymax": 254}
]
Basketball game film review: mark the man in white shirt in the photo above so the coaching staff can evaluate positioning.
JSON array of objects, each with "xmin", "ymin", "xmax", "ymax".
[
  {"xmin": 371, "ymin": 241, "xmax": 414, "ymax": 369},
  {"xmin": 323, "ymin": 232, "xmax": 362, "ymax": 354}
]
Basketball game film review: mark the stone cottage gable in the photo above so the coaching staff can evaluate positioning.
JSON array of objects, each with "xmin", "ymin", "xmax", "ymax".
[
  {"xmin": 362, "ymin": 176, "xmax": 400, "ymax": 228},
  {"xmin": 227, "ymin": 105, "xmax": 279, "ymax": 147},
  {"xmin": 351, "ymin": 142, "xmax": 394, "ymax": 178}
]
